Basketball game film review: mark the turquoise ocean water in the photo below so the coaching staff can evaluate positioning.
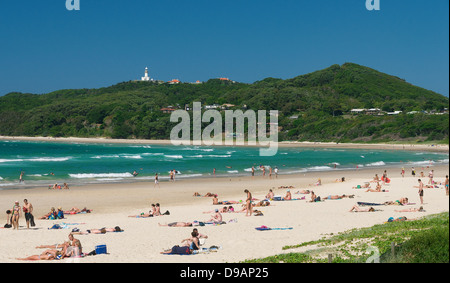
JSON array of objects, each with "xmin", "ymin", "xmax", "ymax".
[{"xmin": 0, "ymin": 140, "xmax": 448, "ymax": 190}]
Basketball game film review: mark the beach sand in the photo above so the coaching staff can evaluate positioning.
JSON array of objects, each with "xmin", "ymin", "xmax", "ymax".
[{"xmin": 0, "ymin": 162, "xmax": 448, "ymax": 263}]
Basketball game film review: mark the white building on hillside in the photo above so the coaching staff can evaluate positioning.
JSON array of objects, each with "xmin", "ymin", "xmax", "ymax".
[{"xmin": 141, "ymin": 67, "xmax": 154, "ymax": 81}]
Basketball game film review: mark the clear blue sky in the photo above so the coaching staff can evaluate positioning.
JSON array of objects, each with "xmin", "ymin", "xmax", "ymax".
[{"xmin": 0, "ymin": 0, "xmax": 448, "ymax": 96}]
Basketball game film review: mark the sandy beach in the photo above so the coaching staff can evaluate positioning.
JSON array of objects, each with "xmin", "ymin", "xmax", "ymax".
[
  {"xmin": 0, "ymin": 159, "xmax": 448, "ymax": 263},
  {"xmin": 1, "ymin": 135, "xmax": 448, "ymax": 153}
]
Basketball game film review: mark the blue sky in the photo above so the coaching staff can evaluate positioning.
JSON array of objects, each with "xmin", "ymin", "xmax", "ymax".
[{"xmin": 0, "ymin": 0, "xmax": 448, "ymax": 96}]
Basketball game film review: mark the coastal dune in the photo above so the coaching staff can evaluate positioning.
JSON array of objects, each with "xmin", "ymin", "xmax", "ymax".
[{"xmin": 0, "ymin": 163, "xmax": 448, "ymax": 263}]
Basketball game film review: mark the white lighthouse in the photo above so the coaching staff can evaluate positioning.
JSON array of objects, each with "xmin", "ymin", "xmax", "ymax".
[{"xmin": 141, "ymin": 67, "xmax": 153, "ymax": 81}]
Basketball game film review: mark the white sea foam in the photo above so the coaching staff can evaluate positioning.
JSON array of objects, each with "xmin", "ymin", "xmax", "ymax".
[
  {"xmin": 122, "ymin": 155, "xmax": 142, "ymax": 159},
  {"xmin": 91, "ymin": 155, "xmax": 120, "ymax": 159},
  {"xmin": 227, "ymin": 170, "xmax": 239, "ymax": 174},
  {"xmin": 307, "ymin": 166, "xmax": 332, "ymax": 171},
  {"xmin": 69, "ymin": 173, "xmax": 134, "ymax": 179},
  {"xmin": 366, "ymin": 161, "xmax": 386, "ymax": 167},
  {"xmin": 165, "ymin": 155, "xmax": 183, "ymax": 159}
]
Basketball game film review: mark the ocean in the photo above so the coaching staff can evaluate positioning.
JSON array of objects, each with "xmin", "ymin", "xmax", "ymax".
[{"xmin": 0, "ymin": 140, "xmax": 448, "ymax": 190}]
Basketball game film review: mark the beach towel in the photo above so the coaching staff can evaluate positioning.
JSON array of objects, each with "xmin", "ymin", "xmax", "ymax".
[
  {"xmin": 255, "ymin": 225, "xmax": 293, "ymax": 231},
  {"xmin": 357, "ymin": 202, "xmax": 385, "ymax": 206}
]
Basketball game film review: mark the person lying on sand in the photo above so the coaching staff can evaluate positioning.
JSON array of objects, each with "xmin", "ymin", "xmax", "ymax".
[
  {"xmin": 309, "ymin": 179, "xmax": 322, "ymax": 186},
  {"xmin": 71, "ymin": 226, "xmax": 123, "ymax": 235},
  {"xmin": 395, "ymin": 206, "xmax": 425, "ymax": 212},
  {"xmin": 365, "ymin": 182, "xmax": 388, "ymax": 192},
  {"xmin": 159, "ymin": 222, "xmax": 193, "ymax": 227},
  {"xmin": 203, "ymin": 206, "xmax": 232, "ymax": 214},
  {"xmin": 324, "ymin": 194, "xmax": 354, "ymax": 200},
  {"xmin": 128, "ymin": 211, "xmax": 153, "ymax": 218},
  {"xmin": 353, "ymin": 182, "xmax": 371, "ymax": 189},
  {"xmin": 349, "ymin": 204, "xmax": 376, "ymax": 212},
  {"xmin": 65, "ymin": 207, "xmax": 92, "ymax": 214},
  {"xmin": 16, "ymin": 249, "xmax": 64, "ymax": 261},
  {"xmin": 278, "ymin": 185, "xmax": 294, "ymax": 189},
  {"xmin": 295, "ymin": 189, "xmax": 310, "ymax": 194},
  {"xmin": 384, "ymin": 198, "xmax": 409, "ymax": 205}
]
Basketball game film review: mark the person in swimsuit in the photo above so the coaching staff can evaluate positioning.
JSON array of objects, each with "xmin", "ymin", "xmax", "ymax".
[
  {"xmin": 11, "ymin": 201, "xmax": 21, "ymax": 230},
  {"xmin": 417, "ymin": 179, "xmax": 424, "ymax": 204},
  {"xmin": 158, "ymin": 222, "xmax": 193, "ymax": 227},
  {"xmin": 244, "ymin": 189, "xmax": 253, "ymax": 216},
  {"xmin": 349, "ymin": 205, "xmax": 376, "ymax": 212},
  {"xmin": 71, "ymin": 226, "xmax": 123, "ymax": 235},
  {"xmin": 16, "ymin": 249, "xmax": 62, "ymax": 261},
  {"xmin": 23, "ymin": 199, "xmax": 35, "ymax": 229},
  {"xmin": 154, "ymin": 173, "xmax": 160, "ymax": 188}
]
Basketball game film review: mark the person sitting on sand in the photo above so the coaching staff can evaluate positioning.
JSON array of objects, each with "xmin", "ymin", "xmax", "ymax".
[
  {"xmin": 335, "ymin": 177, "xmax": 345, "ymax": 182},
  {"xmin": 158, "ymin": 222, "xmax": 193, "ymax": 227},
  {"xmin": 63, "ymin": 183, "xmax": 70, "ymax": 190},
  {"xmin": 181, "ymin": 231, "xmax": 200, "ymax": 251},
  {"xmin": 71, "ymin": 226, "xmax": 123, "ymax": 235},
  {"xmin": 284, "ymin": 189, "xmax": 292, "ymax": 200},
  {"xmin": 309, "ymin": 191, "xmax": 321, "ymax": 202},
  {"xmin": 265, "ymin": 189, "xmax": 274, "ymax": 200},
  {"xmin": 371, "ymin": 174, "xmax": 380, "ymax": 183},
  {"xmin": 212, "ymin": 195, "xmax": 219, "ymax": 205},
  {"xmin": 395, "ymin": 206, "xmax": 425, "ymax": 213},
  {"xmin": 39, "ymin": 207, "xmax": 57, "ymax": 220},
  {"xmin": 349, "ymin": 204, "xmax": 376, "ymax": 212},
  {"xmin": 208, "ymin": 209, "xmax": 223, "ymax": 223}
]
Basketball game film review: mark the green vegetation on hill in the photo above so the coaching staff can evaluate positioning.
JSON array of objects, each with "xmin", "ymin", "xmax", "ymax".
[{"xmin": 0, "ymin": 63, "xmax": 448, "ymax": 143}]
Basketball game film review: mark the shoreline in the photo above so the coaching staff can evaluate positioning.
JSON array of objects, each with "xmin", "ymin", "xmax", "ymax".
[{"xmin": 1, "ymin": 135, "xmax": 448, "ymax": 153}]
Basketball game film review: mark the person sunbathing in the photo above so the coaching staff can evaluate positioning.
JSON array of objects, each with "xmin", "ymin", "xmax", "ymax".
[
  {"xmin": 71, "ymin": 226, "xmax": 123, "ymax": 235},
  {"xmin": 158, "ymin": 222, "xmax": 193, "ymax": 227},
  {"xmin": 284, "ymin": 190, "xmax": 292, "ymax": 200},
  {"xmin": 129, "ymin": 211, "xmax": 153, "ymax": 218},
  {"xmin": 384, "ymin": 198, "xmax": 409, "ymax": 205},
  {"xmin": 395, "ymin": 206, "xmax": 425, "ymax": 212},
  {"xmin": 16, "ymin": 249, "xmax": 63, "ymax": 261},
  {"xmin": 349, "ymin": 205, "xmax": 376, "ymax": 212},
  {"xmin": 295, "ymin": 189, "xmax": 310, "ymax": 194},
  {"xmin": 325, "ymin": 194, "xmax": 354, "ymax": 200}
]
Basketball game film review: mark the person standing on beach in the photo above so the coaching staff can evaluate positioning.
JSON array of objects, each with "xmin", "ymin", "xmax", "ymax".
[
  {"xmin": 154, "ymin": 173, "xmax": 160, "ymax": 188},
  {"xmin": 251, "ymin": 166, "xmax": 255, "ymax": 179},
  {"xmin": 23, "ymin": 199, "xmax": 35, "ymax": 229},
  {"xmin": 411, "ymin": 167, "xmax": 416, "ymax": 177},
  {"xmin": 11, "ymin": 201, "xmax": 21, "ymax": 230},
  {"xmin": 169, "ymin": 170, "xmax": 174, "ymax": 182},
  {"xmin": 418, "ymin": 179, "xmax": 424, "ymax": 205},
  {"xmin": 244, "ymin": 189, "xmax": 253, "ymax": 217},
  {"xmin": 274, "ymin": 167, "xmax": 278, "ymax": 179}
]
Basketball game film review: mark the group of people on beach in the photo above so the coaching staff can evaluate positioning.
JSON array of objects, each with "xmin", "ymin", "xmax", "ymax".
[{"xmin": 5, "ymin": 199, "xmax": 35, "ymax": 230}]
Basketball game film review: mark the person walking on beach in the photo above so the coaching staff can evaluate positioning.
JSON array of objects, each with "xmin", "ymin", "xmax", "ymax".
[
  {"xmin": 418, "ymin": 179, "xmax": 424, "ymax": 205},
  {"xmin": 411, "ymin": 167, "xmax": 416, "ymax": 177},
  {"xmin": 244, "ymin": 189, "xmax": 253, "ymax": 216},
  {"xmin": 154, "ymin": 173, "xmax": 160, "ymax": 188},
  {"xmin": 251, "ymin": 166, "xmax": 255, "ymax": 179},
  {"xmin": 11, "ymin": 201, "xmax": 21, "ymax": 230},
  {"xmin": 23, "ymin": 199, "xmax": 35, "ymax": 229},
  {"xmin": 274, "ymin": 166, "xmax": 278, "ymax": 179}
]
